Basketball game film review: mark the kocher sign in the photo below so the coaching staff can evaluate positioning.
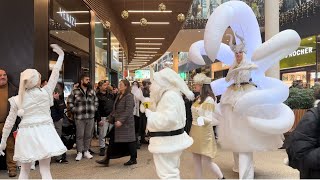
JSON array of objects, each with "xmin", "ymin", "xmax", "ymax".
[{"xmin": 285, "ymin": 47, "xmax": 313, "ymax": 58}]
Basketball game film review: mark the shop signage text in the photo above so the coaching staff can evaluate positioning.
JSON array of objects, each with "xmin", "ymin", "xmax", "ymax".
[
  {"xmin": 59, "ymin": 8, "xmax": 76, "ymax": 28},
  {"xmin": 285, "ymin": 47, "xmax": 313, "ymax": 58}
]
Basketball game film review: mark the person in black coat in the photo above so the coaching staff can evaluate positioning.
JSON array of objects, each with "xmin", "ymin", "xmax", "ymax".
[
  {"xmin": 51, "ymin": 82, "xmax": 68, "ymax": 163},
  {"xmin": 96, "ymin": 80, "xmax": 115, "ymax": 156},
  {"xmin": 286, "ymin": 102, "xmax": 320, "ymax": 179}
]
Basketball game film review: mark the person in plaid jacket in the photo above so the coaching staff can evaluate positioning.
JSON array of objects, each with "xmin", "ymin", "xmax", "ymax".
[{"xmin": 67, "ymin": 73, "xmax": 98, "ymax": 161}]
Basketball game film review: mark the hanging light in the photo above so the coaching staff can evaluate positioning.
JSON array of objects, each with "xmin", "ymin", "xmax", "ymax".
[
  {"xmin": 158, "ymin": 3, "xmax": 166, "ymax": 11},
  {"xmin": 140, "ymin": 18, "xmax": 148, "ymax": 26},
  {"xmin": 103, "ymin": 21, "xmax": 111, "ymax": 29},
  {"xmin": 121, "ymin": 10, "xmax": 129, "ymax": 19},
  {"xmin": 177, "ymin": 13, "xmax": 185, "ymax": 22}
]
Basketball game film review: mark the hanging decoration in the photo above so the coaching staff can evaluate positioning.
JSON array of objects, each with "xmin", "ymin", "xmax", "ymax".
[
  {"xmin": 158, "ymin": 3, "xmax": 166, "ymax": 11},
  {"xmin": 177, "ymin": 13, "xmax": 185, "ymax": 22},
  {"xmin": 140, "ymin": 18, "xmax": 148, "ymax": 26},
  {"xmin": 121, "ymin": 10, "xmax": 129, "ymax": 19},
  {"xmin": 103, "ymin": 21, "xmax": 111, "ymax": 29}
]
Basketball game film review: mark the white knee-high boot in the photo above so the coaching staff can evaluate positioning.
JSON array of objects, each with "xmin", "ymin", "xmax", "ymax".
[
  {"xmin": 39, "ymin": 158, "xmax": 52, "ymax": 179},
  {"xmin": 19, "ymin": 162, "xmax": 32, "ymax": 179},
  {"xmin": 239, "ymin": 152, "xmax": 254, "ymax": 179},
  {"xmin": 233, "ymin": 152, "xmax": 239, "ymax": 173}
]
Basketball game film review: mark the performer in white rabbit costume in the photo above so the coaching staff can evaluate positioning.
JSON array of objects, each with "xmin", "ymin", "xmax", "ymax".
[
  {"xmin": 187, "ymin": 73, "xmax": 224, "ymax": 179},
  {"xmin": 188, "ymin": 1, "xmax": 300, "ymax": 179},
  {"xmin": 0, "ymin": 44, "xmax": 67, "ymax": 179},
  {"xmin": 142, "ymin": 68, "xmax": 194, "ymax": 179}
]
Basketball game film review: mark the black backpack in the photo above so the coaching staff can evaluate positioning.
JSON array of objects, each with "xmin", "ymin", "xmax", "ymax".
[{"xmin": 285, "ymin": 107, "xmax": 319, "ymax": 170}]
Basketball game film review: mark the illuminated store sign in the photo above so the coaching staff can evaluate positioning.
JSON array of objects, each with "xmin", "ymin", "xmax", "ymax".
[
  {"xmin": 59, "ymin": 8, "xmax": 76, "ymax": 27},
  {"xmin": 285, "ymin": 47, "xmax": 313, "ymax": 58}
]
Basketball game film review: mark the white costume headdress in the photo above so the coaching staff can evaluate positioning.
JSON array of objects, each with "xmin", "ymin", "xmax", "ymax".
[
  {"xmin": 153, "ymin": 68, "xmax": 194, "ymax": 101},
  {"xmin": 193, "ymin": 73, "xmax": 211, "ymax": 85},
  {"xmin": 227, "ymin": 33, "xmax": 247, "ymax": 53},
  {"xmin": 17, "ymin": 69, "xmax": 40, "ymax": 117}
]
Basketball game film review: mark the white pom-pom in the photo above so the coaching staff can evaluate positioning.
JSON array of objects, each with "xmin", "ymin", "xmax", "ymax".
[{"xmin": 17, "ymin": 109, "xmax": 25, "ymax": 117}]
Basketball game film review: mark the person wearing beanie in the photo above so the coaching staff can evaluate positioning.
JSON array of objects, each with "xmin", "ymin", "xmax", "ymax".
[
  {"xmin": 0, "ymin": 44, "xmax": 67, "ymax": 179},
  {"xmin": 141, "ymin": 68, "xmax": 194, "ymax": 179},
  {"xmin": 187, "ymin": 73, "xmax": 224, "ymax": 179}
]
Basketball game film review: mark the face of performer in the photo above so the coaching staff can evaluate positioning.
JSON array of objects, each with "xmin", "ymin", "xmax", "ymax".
[
  {"xmin": 235, "ymin": 51, "xmax": 243, "ymax": 64},
  {"xmin": 194, "ymin": 84, "xmax": 202, "ymax": 93},
  {"xmin": 0, "ymin": 70, "xmax": 8, "ymax": 87}
]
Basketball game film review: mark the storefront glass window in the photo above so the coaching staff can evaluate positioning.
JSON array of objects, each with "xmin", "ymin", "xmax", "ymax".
[
  {"xmin": 111, "ymin": 33, "xmax": 122, "ymax": 72},
  {"xmin": 94, "ymin": 16, "xmax": 110, "ymax": 83},
  {"xmin": 49, "ymin": 0, "xmax": 91, "ymax": 99}
]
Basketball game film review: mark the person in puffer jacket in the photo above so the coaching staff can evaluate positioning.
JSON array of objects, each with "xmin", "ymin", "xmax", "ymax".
[{"xmin": 286, "ymin": 87, "xmax": 320, "ymax": 179}]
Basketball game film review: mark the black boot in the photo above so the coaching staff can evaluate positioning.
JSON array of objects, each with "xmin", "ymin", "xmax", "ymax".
[
  {"xmin": 96, "ymin": 157, "xmax": 109, "ymax": 167},
  {"xmin": 124, "ymin": 159, "xmax": 137, "ymax": 166},
  {"xmin": 99, "ymin": 147, "xmax": 106, "ymax": 156}
]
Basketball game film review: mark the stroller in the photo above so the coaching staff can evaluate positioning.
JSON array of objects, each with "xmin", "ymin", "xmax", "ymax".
[{"xmin": 61, "ymin": 113, "xmax": 76, "ymax": 150}]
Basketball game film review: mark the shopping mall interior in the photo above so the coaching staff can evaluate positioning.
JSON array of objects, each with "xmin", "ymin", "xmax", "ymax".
[{"xmin": 0, "ymin": 0, "xmax": 319, "ymax": 179}]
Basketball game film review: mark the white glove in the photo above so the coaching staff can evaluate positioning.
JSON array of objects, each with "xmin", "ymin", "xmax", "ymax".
[
  {"xmin": 0, "ymin": 142, "xmax": 6, "ymax": 156},
  {"xmin": 197, "ymin": 117, "xmax": 205, "ymax": 126},
  {"xmin": 145, "ymin": 109, "xmax": 152, "ymax": 118},
  {"xmin": 140, "ymin": 103, "xmax": 146, "ymax": 113},
  {"xmin": 50, "ymin": 44, "xmax": 64, "ymax": 56}
]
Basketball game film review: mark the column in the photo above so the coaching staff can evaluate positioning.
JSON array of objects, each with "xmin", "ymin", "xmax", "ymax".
[
  {"xmin": 172, "ymin": 52, "xmax": 179, "ymax": 73},
  {"xmin": 0, "ymin": 0, "xmax": 49, "ymax": 87},
  {"xmin": 265, "ymin": 0, "xmax": 280, "ymax": 79}
]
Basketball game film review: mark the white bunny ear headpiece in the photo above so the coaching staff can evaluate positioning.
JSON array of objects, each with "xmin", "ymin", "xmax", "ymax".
[
  {"xmin": 17, "ymin": 69, "xmax": 40, "ymax": 117},
  {"xmin": 227, "ymin": 32, "xmax": 247, "ymax": 53}
]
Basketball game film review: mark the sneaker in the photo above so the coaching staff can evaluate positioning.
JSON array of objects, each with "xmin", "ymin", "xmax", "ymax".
[
  {"xmin": 99, "ymin": 148, "xmax": 106, "ymax": 156},
  {"xmin": 84, "ymin": 151, "xmax": 93, "ymax": 159},
  {"xmin": 75, "ymin": 152, "xmax": 83, "ymax": 161}
]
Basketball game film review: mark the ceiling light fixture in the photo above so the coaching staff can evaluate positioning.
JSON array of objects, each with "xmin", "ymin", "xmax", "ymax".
[
  {"xmin": 135, "ymin": 51, "xmax": 158, "ymax": 53},
  {"xmin": 57, "ymin": 11, "xmax": 89, "ymax": 14},
  {"xmin": 136, "ymin": 47, "xmax": 160, "ymax": 50},
  {"xmin": 135, "ymin": 38, "xmax": 165, "ymax": 40},
  {"xmin": 135, "ymin": 43, "xmax": 162, "ymax": 45},
  {"xmin": 134, "ymin": 54, "xmax": 155, "ymax": 57},
  {"xmin": 128, "ymin": 10, "xmax": 172, "ymax": 13},
  {"xmin": 132, "ymin": 22, "xmax": 169, "ymax": 25},
  {"xmin": 75, "ymin": 22, "xmax": 89, "ymax": 25}
]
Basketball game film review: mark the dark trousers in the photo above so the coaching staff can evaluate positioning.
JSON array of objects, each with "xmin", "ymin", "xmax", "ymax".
[
  {"xmin": 128, "ymin": 141, "xmax": 137, "ymax": 160},
  {"xmin": 140, "ymin": 113, "xmax": 147, "ymax": 141}
]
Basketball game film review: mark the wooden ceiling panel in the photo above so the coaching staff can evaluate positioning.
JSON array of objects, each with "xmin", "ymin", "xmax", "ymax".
[{"xmin": 109, "ymin": 0, "xmax": 193, "ymax": 69}]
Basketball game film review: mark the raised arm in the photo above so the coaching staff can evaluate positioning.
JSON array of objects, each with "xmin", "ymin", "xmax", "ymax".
[
  {"xmin": 45, "ymin": 44, "xmax": 65, "ymax": 94},
  {"xmin": 0, "ymin": 97, "xmax": 18, "ymax": 155}
]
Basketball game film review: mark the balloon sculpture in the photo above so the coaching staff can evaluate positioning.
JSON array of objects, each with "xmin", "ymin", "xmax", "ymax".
[{"xmin": 189, "ymin": 1, "xmax": 300, "ymax": 179}]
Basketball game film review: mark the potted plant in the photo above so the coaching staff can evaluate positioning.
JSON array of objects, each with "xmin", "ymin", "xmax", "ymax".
[{"xmin": 284, "ymin": 87, "xmax": 315, "ymax": 131}]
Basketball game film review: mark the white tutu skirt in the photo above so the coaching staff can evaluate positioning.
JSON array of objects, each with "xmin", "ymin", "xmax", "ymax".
[
  {"xmin": 218, "ymin": 85, "xmax": 284, "ymax": 152},
  {"xmin": 14, "ymin": 122, "xmax": 67, "ymax": 163}
]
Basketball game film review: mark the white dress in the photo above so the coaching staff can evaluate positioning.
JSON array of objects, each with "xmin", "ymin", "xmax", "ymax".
[
  {"xmin": 4, "ymin": 56, "xmax": 67, "ymax": 163},
  {"xmin": 218, "ymin": 61, "xmax": 284, "ymax": 152}
]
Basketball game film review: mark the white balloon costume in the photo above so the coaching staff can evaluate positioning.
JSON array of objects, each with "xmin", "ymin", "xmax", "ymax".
[
  {"xmin": 0, "ymin": 44, "xmax": 67, "ymax": 179},
  {"xmin": 188, "ymin": 1, "xmax": 300, "ymax": 179}
]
